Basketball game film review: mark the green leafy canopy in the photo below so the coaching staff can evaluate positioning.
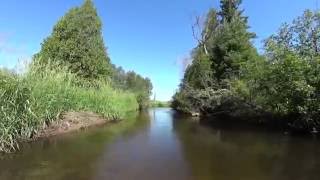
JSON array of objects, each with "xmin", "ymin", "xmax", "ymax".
[{"xmin": 35, "ymin": 0, "xmax": 112, "ymax": 79}]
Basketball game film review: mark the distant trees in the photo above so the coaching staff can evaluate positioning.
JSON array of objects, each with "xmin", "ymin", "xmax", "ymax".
[
  {"xmin": 172, "ymin": 0, "xmax": 320, "ymax": 132},
  {"xmin": 35, "ymin": 0, "xmax": 112, "ymax": 79},
  {"xmin": 112, "ymin": 67, "xmax": 153, "ymax": 110}
]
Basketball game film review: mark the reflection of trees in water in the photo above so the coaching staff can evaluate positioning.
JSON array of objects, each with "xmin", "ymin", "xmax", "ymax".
[
  {"xmin": 116, "ymin": 110, "xmax": 151, "ymax": 139},
  {"xmin": 172, "ymin": 114, "xmax": 320, "ymax": 180},
  {"xmin": 0, "ymin": 111, "xmax": 149, "ymax": 180},
  {"xmin": 268, "ymin": 137, "xmax": 320, "ymax": 180},
  {"xmin": 0, "ymin": 135, "xmax": 108, "ymax": 180}
]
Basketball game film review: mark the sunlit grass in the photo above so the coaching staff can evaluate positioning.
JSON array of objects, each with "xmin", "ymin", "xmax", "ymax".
[{"xmin": 0, "ymin": 62, "xmax": 138, "ymax": 153}]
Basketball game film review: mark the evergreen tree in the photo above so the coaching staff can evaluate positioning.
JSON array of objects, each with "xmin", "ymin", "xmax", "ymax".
[
  {"xmin": 183, "ymin": 49, "xmax": 213, "ymax": 89},
  {"xmin": 219, "ymin": 0, "xmax": 243, "ymax": 22},
  {"xmin": 209, "ymin": 0, "xmax": 257, "ymax": 83},
  {"xmin": 35, "ymin": 0, "xmax": 112, "ymax": 79},
  {"xmin": 173, "ymin": 0, "xmax": 260, "ymax": 114}
]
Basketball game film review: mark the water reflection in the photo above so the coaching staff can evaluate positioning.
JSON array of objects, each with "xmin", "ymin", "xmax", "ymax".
[
  {"xmin": 172, "ymin": 112, "xmax": 320, "ymax": 180},
  {"xmin": 1, "ymin": 108, "xmax": 320, "ymax": 180},
  {"xmin": 93, "ymin": 108, "xmax": 191, "ymax": 180}
]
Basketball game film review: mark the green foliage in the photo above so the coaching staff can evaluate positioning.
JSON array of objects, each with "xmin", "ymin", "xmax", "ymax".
[
  {"xmin": 112, "ymin": 69, "xmax": 153, "ymax": 110},
  {"xmin": 183, "ymin": 53, "xmax": 213, "ymax": 89},
  {"xmin": 219, "ymin": 0, "xmax": 243, "ymax": 22},
  {"xmin": 173, "ymin": 0, "xmax": 258, "ymax": 113},
  {"xmin": 208, "ymin": 13, "xmax": 257, "ymax": 82},
  {"xmin": 0, "ymin": 63, "xmax": 139, "ymax": 153},
  {"xmin": 0, "ymin": 0, "xmax": 152, "ymax": 153},
  {"xmin": 173, "ymin": 1, "xmax": 320, "ymax": 131},
  {"xmin": 257, "ymin": 10, "xmax": 320, "ymax": 127},
  {"xmin": 0, "ymin": 71, "xmax": 36, "ymax": 152},
  {"xmin": 151, "ymin": 101, "xmax": 170, "ymax": 108},
  {"xmin": 35, "ymin": 0, "xmax": 112, "ymax": 79}
]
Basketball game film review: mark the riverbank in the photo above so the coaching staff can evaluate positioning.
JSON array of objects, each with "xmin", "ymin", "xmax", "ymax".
[
  {"xmin": 36, "ymin": 111, "xmax": 114, "ymax": 138},
  {"xmin": 0, "ymin": 66, "xmax": 139, "ymax": 153}
]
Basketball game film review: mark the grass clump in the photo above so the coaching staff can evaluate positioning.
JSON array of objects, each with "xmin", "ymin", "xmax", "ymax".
[
  {"xmin": 0, "ymin": 71, "xmax": 37, "ymax": 152},
  {"xmin": 0, "ymin": 63, "xmax": 139, "ymax": 153}
]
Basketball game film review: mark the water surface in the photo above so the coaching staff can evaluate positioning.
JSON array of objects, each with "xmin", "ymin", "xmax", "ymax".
[{"xmin": 1, "ymin": 108, "xmax": 320, "ymax": 180}]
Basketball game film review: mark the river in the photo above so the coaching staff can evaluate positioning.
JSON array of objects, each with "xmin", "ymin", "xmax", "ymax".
[{"xmin": 1, "ymin": 108, "xmax": 320, "ymax": 180}]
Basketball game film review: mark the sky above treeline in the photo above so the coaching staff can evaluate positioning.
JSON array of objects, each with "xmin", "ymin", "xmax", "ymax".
[{"xmin": 0, "ymin": 0, "xmax": 317, "ymax": 101}]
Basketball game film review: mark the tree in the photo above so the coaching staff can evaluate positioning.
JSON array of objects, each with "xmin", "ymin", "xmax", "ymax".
[
  {"xmin": 260, "ymin": 10, "xmax": 320, "ymax": 129},
  {"xmin": 173, "ymin": 0, "xmax": 259, "ymax": 114},
  {"xmin": 35, "ymin": 0, "xmax": 112, "ymax": 79},
  {"xmin": 209, "ymin": 0, "xmax": 257, "ymax": 83},
  {"xmin": 219, "ymin": 0, "xmax": 243, "ymax": 22},
  {"xmin": 192, "ymin": 9, "xmax": 219, "ymax": 56},
  {"xmin": 265, "ymin": 10, "xmax": 320, "ymax": 59},
  {"xmin": 183, "ymin": 50, "xmax": 213, "ymax": 89}
]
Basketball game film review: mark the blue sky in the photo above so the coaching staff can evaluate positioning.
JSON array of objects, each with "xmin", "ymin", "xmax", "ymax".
[{"xmin": 0, "ymin": 0, "xmax": 317, "ymax": 101}]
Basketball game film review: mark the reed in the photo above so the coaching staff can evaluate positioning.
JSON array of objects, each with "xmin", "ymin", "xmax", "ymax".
[{"xmin": 0, "ymin": 63, "xmax": 138, "ymax": 153}]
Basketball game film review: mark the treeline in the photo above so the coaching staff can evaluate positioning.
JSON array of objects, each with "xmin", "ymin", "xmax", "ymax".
[
  {"xmin": 112, "ymin": 66, "xmax": 152, "ymax": 109},
  {"xmin": 0, "ymin": 0, "xmax": 151, "ymax": 152},
  {"xmin": 172, "ymin": 0, "xmax": 320, "ymax": 132}
]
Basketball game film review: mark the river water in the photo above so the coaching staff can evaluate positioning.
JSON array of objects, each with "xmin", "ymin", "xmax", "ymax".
[{"xmin": 1, "ymin": 108, "xmax": 320, "ymax": 180}]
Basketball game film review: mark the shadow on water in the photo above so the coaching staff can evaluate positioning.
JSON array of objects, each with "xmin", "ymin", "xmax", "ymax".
[
  {"xmin": 172, "ymin": 111, "xmax": 320, "ymax": 180},
  {"xmin": 1, "ymin": 108, "xmax": 320, "ymax": 180}
]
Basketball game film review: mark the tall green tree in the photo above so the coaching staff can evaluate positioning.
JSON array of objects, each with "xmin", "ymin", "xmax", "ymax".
[
  {"xmin": 209, "ymin": 0, "xmax": 257, "ymax": 83},
  {"xmin": 173, "ymin": 0, "xmax": 260, "ymax": 114},
  {"xmin": 35, "ymin": 0, "xmax": 112, "ymax": 79},
  {"xmin": 219, "ymin": 0, "xmax": 243, "ymax": 22}
]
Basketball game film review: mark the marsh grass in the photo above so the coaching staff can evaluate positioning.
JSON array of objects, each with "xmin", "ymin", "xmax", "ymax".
[{"xmin": 0, "ymin": 62, "xmax": 138, "ymax": 153}]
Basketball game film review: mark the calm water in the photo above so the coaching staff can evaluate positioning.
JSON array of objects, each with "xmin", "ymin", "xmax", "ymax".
[{"xmin": 1, "ymin": 108, "xmax": 320, "ymax": 180}]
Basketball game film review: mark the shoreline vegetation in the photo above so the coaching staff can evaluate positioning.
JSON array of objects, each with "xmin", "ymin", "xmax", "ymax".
[
  {"xmin": 151, "ymin": 101, "xmax": 171, "ymax": 108},
  {"xmin": 0, "ymin": 61, "xmax": 141, "ymax": 153},
  {"xmin": 0, "ymin": 0, "xmax": 152, "ymax": 153},
  {"xmin": 172, "ymin": 0, "xmax": 320, "ymax": 134}
]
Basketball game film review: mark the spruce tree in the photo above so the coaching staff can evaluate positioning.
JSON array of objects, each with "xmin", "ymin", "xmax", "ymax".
[
  {"xmin": 173, "ymin": 0, "xmax": 260, "ymax": 113},
  {"xmin": 35, "ymin": 0, "xmax": 112, "ymax": 79},
  {"xmin": 209, "ymin": 0, "xmax": 257, "ymax": 82},
  {"xmin": 219, "ymin": 0, "xmax": 243, "ymax": 22}
]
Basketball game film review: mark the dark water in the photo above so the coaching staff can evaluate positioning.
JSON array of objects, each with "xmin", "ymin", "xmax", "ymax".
[{"xmin": 1, "ymin": 108, "xmax": 320, "ymax": 180}]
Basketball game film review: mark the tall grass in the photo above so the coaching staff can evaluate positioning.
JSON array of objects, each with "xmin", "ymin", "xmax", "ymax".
[{"xmin": 0, "ymin": 63, "xmax": 138, "ymax": 153}]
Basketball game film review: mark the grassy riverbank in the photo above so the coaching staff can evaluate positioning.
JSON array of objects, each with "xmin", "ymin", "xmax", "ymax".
[
  {"xmin": 0, "ymin": 0, "xmax": 153, "ymax": 153},
  {"xmin": 0, "ymin": 64, "xmax": 139, "ymax": 153}
]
